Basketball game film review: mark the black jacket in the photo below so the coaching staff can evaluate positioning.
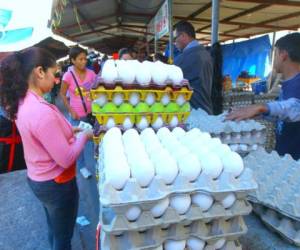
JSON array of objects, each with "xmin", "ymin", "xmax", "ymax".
[{"xmin": 175, "ymin": 43, "xmax": 213, "ymax": 114}]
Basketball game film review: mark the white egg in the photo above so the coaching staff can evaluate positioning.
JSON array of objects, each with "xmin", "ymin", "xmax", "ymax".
[
  {"xmin": 136, "ymin": 62, "xmax": 151, "ymax": 86},
  {"xmin": 94, "ymin": 94, "xmax": 107, "ymax": 107},
  {"xmin": 145, "ymin": 93, "xmax": 156, "ymax": 106},
  {"xmin": 213, "ymin": 144, "xmax": 231, "ymax": 159},
  {"xmin": 176, "ymin": 94, "xmax": 186, "ymax": 106},
  {"xmin": 221, "ymin": 151, "xmax": 244, "ymax": 177},
  {"xmin": 152, "ymin": 61, "xmax": 168, "ymax": 85},
  {"xmin": 137, "ymin": 116, "xmax": 149, "ymax": 130},
  {"xmin": 239, "ymin": 144, "xmax": 248, "ymax": 151},
  {"xmin": 105, "ymin": 158, "xmax": 130, "ymax": 190},
  {"xmin": 170, "ymin": 194, "xmax": 191, "ymax": 215},
  {"xmin": 169, "ymin": 116, "xmax": 179, "ymax": 128},
  {"xmin": 161, "ymin": 93, "xmax": 170, "ymax": 106},
  {"xmin": 164, "ymin": 240, "xmax": 186, "ymax": 250},
  {"xmin": 123, "ymin": 117, "xmax": 134, "ymax": 130},
  {"xmin": 129, "ymin": 156, "xmax": 155, "ymax": 187},
  {"xmin": 214, "ymin": 238, "xmax": 226, "ymax": 249},
  {"xmin": 186, "ymin": 128, "xmax": 202, "ymax": 138},
  {"xmin": 229, "ymin": 144, "xmax": 239, "ymax": 152},
  {"xmin": 112, "ymin": 93, "xmax": 124, "ymax": 106},
  {"xmin": 187, "ymin": 237, "xmax": 205, "ymax": 250},
  {"xmin": 199, "ymin": 153, "xmax": 223, "ymax": 179},
  {"xmin": 157, "ymin": 127, "xmax": 171, "ymax": 140},
  {"xmin": 152, "ymin": 116, "xmax": 164, "ymax": 130},
  {"xmin": 251, "ymin": 144, "xmax": 258, "ymax": 151},
  {"xmin": 167, "ymin": 65, "xmax": 184, "ymax": 85},
  {"xmin": 153, "ymin": 153, "xmax": 178, "ymax": 185},
  {"xmin": 101, "ymin": 60, "xmax": 118, "ymax": 84},
  {"xmin": 177, "ymin": 153, "xmax": 201, "ymax": 182},
  {"xmin": 151, "ymin": 198, "xmax": 169, "ymax": 218},
  {"xmin": 221, "ymin": 193, "xmax": 236, "ymax": 209},
  {"xmin": 192, "ymin": 193, "xmax": 214, "ymax": 211},
  {"xmin": 106, "ymin": 117, "xmax": 116, "ymax": 129},
  {"xmin": 173, "ymin": 146, "xmax": 190, "ymax": 161},
  {"xmin": 172, "ymin": 127, "xmax": 186, "ymax": 139},
  {"xmin": 140, "ymin": 127, "xmax": 156, "ymax": 141},
  {"xmin": 129, "ymin": 93, "xmax": 140, "ymax": 106},
  {"xmin": 116, "ymin": 60, "xmax": 135, "ymax": 84},
  {"xmin": 125, "ymin": 206, "xmax": 142, "ymax": 221}
]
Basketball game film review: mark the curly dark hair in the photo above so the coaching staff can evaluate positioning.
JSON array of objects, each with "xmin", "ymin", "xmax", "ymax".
[{"xmin": 0, "ymin": 47, "xmax": 56, "ymax": 120}]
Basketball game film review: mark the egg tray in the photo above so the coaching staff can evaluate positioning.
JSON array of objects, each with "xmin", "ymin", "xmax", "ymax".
[
  {"xmin": 186, "ymin": 109, "xmax": 266, "ymax": 145},
  {"xmin": 252, "ymin": 202, "xmax": 300, "ymax": 246},
  {"xmin": 100, "ymin": 216, "xmax": 247, "ymax": 250},
  {"xmin": 244, "ymin": 148, "xmax": 300, "ymax": 220},
  {"xmin": 101, "ymin": 237, "xmax": 243, "ymax": 250},
  {"xmin": 93, "ymin": 112, "xmax": 190, "ymax": 128},
  {"xmin": 89, "ymin": 84, "xmax": 193, "ymax": 102},
  {"xmin": 98, "ymin": 153, "xmax": 257, "ymax": 207},
  {"xmin": 100, "ymin": 199, "xmax": 252, "ymax": 234}
]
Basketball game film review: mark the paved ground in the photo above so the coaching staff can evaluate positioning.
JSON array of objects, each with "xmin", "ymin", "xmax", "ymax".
[{"xmin": 1, "ymin": 96, "xmax": 299, "ymax": 250}]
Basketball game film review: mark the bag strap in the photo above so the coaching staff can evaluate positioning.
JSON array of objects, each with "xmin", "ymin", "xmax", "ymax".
[{"xmin": 70, "ymin": 71, "xmax": 88, "ymax": 114}]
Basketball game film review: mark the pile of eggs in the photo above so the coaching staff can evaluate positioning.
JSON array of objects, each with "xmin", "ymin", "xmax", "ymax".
[
  {"xmin": 101, "ymin": 60, "xmax": 184, "ymax": 86},
  {"xmin": 102, "ymin": 127, "xmax": 244, "ymax": 191},
  {"xmin": 100, "ymin": 127, "xmax": 251, "ymax": 250}
]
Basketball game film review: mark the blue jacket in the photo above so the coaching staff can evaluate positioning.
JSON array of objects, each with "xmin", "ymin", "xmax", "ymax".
[
  {"xmin": 175, "ymin": 42, "xmax": 213, "ymax": 114},
  {"xmin": 275, "ymin": 73, "xmax": 300, "ymax": 160}
]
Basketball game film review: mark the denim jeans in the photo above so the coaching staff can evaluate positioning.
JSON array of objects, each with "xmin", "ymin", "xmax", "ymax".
[
  {"xmin": 69, "ymin": 116, "xmax": 93, "ymax": 170},
  {"xmin": 27, "ymin": 178, "xmax": 79, "ymax": 250}
]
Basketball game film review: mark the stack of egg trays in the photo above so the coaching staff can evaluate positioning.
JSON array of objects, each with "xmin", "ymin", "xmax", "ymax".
[
  {"xmin": 253, "ymin": 93, "xmax": 278, "ymax": 105},
  {"xmin": 222, "ymin": 91, "xmax": 254, "ymax": 110},
  {"xmin": 244, "ymin": 148, "xmax": 300, "ymax": 245},
  {"xmin": 100, "ymin": 217, "xmax": 246, "ymax": 250},
  {"xmin": 186, "ymin": 109, "xmax": 266, "ymax": 154},
  {"xmin": 252, "ymin": 203, "xmax": 300, "ymax": 246},
  {"xmin": 98, "ymin": 148, "xmax": 256, "ymax": 246}
]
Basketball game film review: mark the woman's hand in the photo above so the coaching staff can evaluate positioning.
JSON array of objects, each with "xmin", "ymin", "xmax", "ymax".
[
  {"xmin": 72, "ymin": 127, "xmax": 83, "ymax": 134},
  {"xmin": 83, "ymin": 129, "xmax": 94, "ymax": 140}
]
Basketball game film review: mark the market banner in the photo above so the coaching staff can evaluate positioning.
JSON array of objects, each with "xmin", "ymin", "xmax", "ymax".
[
  {"xmin": 154, "ymin": 0, "xmax": 169, "ymax": 40},
  {"xmin": 0, "ymin": 0, "xmax": 53, "ymax": 52}
]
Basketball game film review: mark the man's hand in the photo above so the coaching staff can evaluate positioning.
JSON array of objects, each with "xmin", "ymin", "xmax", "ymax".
[{"xmin": 226, "ymin": 104, "xmax": 268, "ymax": 121}]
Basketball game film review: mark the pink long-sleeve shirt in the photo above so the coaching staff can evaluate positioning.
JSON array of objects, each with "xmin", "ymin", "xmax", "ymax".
[{"xmin": 16, "ymin": 90, "xmax": 89, "ymax": 181}]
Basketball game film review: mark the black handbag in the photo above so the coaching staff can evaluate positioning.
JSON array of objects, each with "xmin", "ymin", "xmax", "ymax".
[{"xmin": 70, "ymin": 71, "xmax": 95, "ymax": 126}]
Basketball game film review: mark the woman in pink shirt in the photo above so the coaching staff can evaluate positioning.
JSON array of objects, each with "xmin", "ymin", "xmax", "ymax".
[
  {"xmin": 0, "ymin": 47, "xmax": 93, "ymax": 250},
  {"xmin": 60, "ymin": 46, "xmax": 96, "ymax": 170}
]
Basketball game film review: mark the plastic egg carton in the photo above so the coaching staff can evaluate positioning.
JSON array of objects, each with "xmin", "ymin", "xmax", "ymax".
[
  {"xmin": 100, "ymin": 216, "xmax": 247, "ymax": 250},
  {"xmin": 244, "ymin": 148, "xmax": 300, "ymax": 219},
  {"xmin": 252, "ymin": 202, "xmax": 300, "ymax": 246},
  {"xmin": 100, "ymin": 199, "xmax": 252, "ymax": 234},
  {"xmin": 93, "ymin": 112, "xmax": 190, "ymax": 128},
  {"xmin": 98, "ymin": 152, "xmax": 257, "ymax": 207},
  {"xmin": 90, "ymin": 83, "xmax": 193, "ymax": 102}
]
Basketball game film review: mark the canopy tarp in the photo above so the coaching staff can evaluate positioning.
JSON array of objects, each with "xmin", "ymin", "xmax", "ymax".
[
  {"xmin": 222, "ymin": 35, "xmax": 271, "ymax": 82},
  {"xmin": 0, "ymin": 0, "xmax": 53, "ymax": 52}
]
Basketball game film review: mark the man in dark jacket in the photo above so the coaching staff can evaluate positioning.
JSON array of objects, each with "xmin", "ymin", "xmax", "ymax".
[{"xmin": 174, "ymin": 21, "xmax": 213, "ymax": 114}]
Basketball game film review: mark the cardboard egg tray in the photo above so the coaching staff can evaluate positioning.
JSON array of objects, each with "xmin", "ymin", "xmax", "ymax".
[
  {"xmin": 100, "ymin": 216, "xmax": 247, "ymax": 250},
  {"xmin": 89, "ymin": 84, "xmax": 193, "ymax": 103},
  {"xmin": 244, "ymin": 148, "xmax": 300, "ymax": 220},
  {"xmin": 93, "ymin": 112, "xmax": 190, "ymax": 127},
  {"xmin": 98, "ymin": 151, "xmax": 257, "ymax": 207},
  {"xmin": 100, "ymin": 199, "xmax": 252, "ymax": 234},
  {"xmin": 252, "ymin": 202, "xmax": 300, "ymax": 246},
  {"xmin": 186, "ymin": 109, "xmax": 266, "ymax": 147}
]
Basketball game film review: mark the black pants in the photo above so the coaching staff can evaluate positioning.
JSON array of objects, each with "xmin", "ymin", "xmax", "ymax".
[{"xmin": 27, "ymin": 178, "xmax": 79, "ymax": 250}]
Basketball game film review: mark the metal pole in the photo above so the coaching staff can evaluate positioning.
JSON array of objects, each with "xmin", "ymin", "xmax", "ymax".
[
  {"xmin": 154, "ymin": 37, "xmax": 157, "ymax": 54},
  {"xmin": 211, "ymin": 0, "xmax": 220, "ymax": 45},
  {"xmin": 168, "ymin": 0, "xmax": 173, "ymax": 63}
]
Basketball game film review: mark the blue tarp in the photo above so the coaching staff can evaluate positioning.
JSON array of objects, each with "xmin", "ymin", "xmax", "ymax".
[{"xmin": 222, "ymin": 35, "xmax": 271, "ymax": 82}]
